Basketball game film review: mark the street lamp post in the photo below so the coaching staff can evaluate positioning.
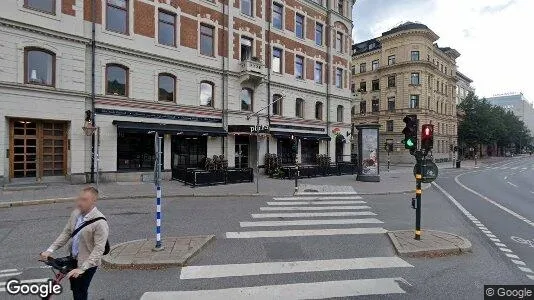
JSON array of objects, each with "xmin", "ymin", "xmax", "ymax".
[{"xmin": 247, "ymin": 95, "xmax": 285, "ymax": 194}]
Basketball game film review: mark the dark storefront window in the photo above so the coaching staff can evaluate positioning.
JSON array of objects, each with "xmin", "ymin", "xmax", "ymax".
[
  {"xmin": 171, "ymin": 136, "xmax": 207, "ymax": 168},
  {"xmin": 301, "ymin": 140, "xmax": 319, "ymax": 164},
  {"xmin": 278, "ymin": 138, "xmax": 296, "ymax": 165},
  {"xmin": 117, "ymin": 132, "xmax": 163, "ymax": 171}
]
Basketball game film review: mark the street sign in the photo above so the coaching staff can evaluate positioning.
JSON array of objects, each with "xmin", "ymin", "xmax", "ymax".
[{"xmin": 413, "ymin": 159, "xmax": 439, "ymax": 183}]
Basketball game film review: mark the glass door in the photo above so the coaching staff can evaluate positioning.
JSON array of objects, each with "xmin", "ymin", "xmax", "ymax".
[{"xmin": 235, "ymin": 144, "xmax": 249, "ymax": 168}]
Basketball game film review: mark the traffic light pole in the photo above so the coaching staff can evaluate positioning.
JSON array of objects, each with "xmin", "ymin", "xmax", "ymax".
[{"xmin": 414, "ymin": 150, "xmax": 424, "ymax": 240}]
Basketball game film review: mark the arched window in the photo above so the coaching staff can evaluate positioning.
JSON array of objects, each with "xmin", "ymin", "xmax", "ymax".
[
  {"xmin": 200, "ymin": 81, "xmax": 214, "ymax": 106},
  {"xmin": 295, "ymin": 98, "xmax": 304, "ymax": 118},
  {"xmin": 241, "ymin": 88, "xmax": 253, "ymax": 111},
  {"xmin": 106, "ymin": 64, "xmax": 128, "ymax": 96},
  {"xmin": 315, "ymin": 101, "xmax": 323, "ymax": 120},
  {"xmin": 25, "ymin": 48, "xmax": 55, "ymax": 86},
  {"xmin": 337, "ymin": 105, "xmax": 344, "ymax": 122},
  {"xmin": 272, "ymin": 94, "xmax": 283, "ymax": 115},
  {"xmin": 158, "ymin": 73, "xmax": 176, "ymax": 102}
]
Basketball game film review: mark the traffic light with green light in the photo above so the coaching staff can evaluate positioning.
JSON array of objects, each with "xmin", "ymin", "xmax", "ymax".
[{"xmin": 402, "ymin": 115, "xmax": 418, "ymax": 152}]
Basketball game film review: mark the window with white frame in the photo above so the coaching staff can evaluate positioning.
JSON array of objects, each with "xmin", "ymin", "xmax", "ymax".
[
  {"xmin": 158, "ymin": 73, "xmax": 176, "ymax": 101},
  {"xmin": 200, "ymin": 81, "xmax": 214, "ymax": 106},
  {"xmin": 24, "ymin": 0, "xmax": 55, "ymax": 14},
  {"xmin": 25, "ymin": 48, "xmax": 55, "ymax": 87},
  {"xmin": 314, "ymin": 62, "xmax": 323, "ymax": 84},
  {"xmin": 106, "ymin": 0, "xmax": 129, "ymax": 34},
  {"xmin": 241, "ymin": 0, "xmax": 253, "ymax": 16},
  {"xmin": 272, "ymin": 48, "xmax": 282, "ymax": 73},
  {"xmin": 200, "ymin": 24, "xmax": 215, "ymax": 56}
]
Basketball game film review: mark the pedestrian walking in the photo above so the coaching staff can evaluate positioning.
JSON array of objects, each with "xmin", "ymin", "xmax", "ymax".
[{"xmin": 40, "ymin": 186, "xmax": 109, "ymax": 300}]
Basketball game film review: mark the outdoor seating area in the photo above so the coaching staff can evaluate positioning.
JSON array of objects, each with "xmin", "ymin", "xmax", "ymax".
[
  {"xmin": 172, "ymin": 155, "xmax": 254, "ymax": 187},
  {"xmin": 265, "ymin": 154, "xmax": 357, "ymax": 179}
]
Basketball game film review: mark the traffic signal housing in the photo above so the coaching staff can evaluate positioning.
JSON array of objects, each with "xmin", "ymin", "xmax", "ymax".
[
  {"xmin": 421, "ymin": 124, "xmax": 434, "ymax": 153},
  {"xmin": 402, "ymin": 115, "xmax": 418, "ymax": 151}
]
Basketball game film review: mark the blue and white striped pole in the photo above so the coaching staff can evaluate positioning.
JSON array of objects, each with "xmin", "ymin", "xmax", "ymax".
[
  {"xmin": 155, "ymin": 184, "xmax": 162, "ymax": 249},
  {"xmin": 152, "ymin": 132, "xmax": 164, "ymax": 251}
]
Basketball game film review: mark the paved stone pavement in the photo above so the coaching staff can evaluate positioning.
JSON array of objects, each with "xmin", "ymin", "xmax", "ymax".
[
  {"xmin": 387, "ymin": 230, "xmax": 472, "ymax": 257},
  {"xmin": 103, "ymin": 236, "xmax": 215, "ymax": 269},
  {"xmin": 0, "ymin": 158, "xmax": 496, "ymax": 205}
]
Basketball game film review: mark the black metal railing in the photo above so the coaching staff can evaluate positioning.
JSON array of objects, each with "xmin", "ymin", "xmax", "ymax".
[
  {"xmin": 278, "ymin": 162, "xmax": 357, "ymax": 179},
  {"xmin": 172, "ymin": 167, "xmax": 254, "ymax": 187}
]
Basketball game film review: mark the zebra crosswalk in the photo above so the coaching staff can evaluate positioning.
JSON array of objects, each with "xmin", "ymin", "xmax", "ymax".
[
  {"xmin": 0, "ymin": 268, "xmax": 48, "ymax": 293},
  {"xmin": 141, "ymin": 192, "xmax": 414, "ymax": 299}
]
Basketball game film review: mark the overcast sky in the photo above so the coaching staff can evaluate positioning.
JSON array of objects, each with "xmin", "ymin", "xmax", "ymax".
[{"xmin": 352, "ymin": 0, "xmax": 534, "ymax": 102}]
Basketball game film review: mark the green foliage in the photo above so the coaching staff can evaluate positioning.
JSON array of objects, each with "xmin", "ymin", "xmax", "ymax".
[{"xmin": 458, "ymin": 92, "xmax": 533, "ymax": 150}]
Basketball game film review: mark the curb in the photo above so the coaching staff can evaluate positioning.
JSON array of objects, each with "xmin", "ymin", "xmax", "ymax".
[
  {"xmin": 387, "ymin": 229, "xmax": 472, "ymax": 258},
  {"xmin": 0, "ymin": 193, "xmax": 272, "ymax": 208},
  {"xmin": 102, "ymin": 235, "xmax": 215, "ymax": 269}
]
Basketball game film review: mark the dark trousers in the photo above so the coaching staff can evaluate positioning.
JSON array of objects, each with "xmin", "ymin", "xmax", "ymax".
[{"xmin": 69, "ymin": 266, "xmax": 97, "ymax": 300}]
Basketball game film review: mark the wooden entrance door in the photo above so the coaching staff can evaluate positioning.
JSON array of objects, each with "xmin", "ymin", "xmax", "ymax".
[
  {"xmin": 10, "ymin": 120, "xmax": 38, "ymax": 178},
  {"xmin": 9, "ymin": 119, "xmax": 67, "ymax": 180},
  {"xmin": 41, "ymin": 122, "xmax": 67, "ymax": 176}
]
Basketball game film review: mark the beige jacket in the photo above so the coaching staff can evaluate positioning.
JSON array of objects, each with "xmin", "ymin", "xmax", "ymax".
[{"xmin": 47, "ymin": 207, "xmax": 109, "ymax": 270}]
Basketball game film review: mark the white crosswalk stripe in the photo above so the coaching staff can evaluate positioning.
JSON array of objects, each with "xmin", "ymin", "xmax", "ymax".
[
  {"xmin": 240, "ymin": 218, "xmax": 384, "ymax": 227},
  {"xmin": 266, "ymin": 200, "xmax": 366, "ymax": 205},
  {"xmin": 252, "ymin": 211, "xmax": 376, "ymax": 218},
  {"xmin": 272, "ymin": 196, "xmax": 363, "ymax": 201},
  {"xmin": 179, "ymin": 257, "xmax": 413, "ymax": 279},
  {"xmin": 226, "ymin": 227, "xmax": 387, "ymax": 238},
  {"xmin": 259, "ymin": 205, "xmax": 371, "ymax": 211},
  {"xmin": 143, "ymin": 194, "xmax": 413, "ymax": 299},
  {"xmin": 141, "ymin": 278, "xmax": 409, "ymax": 300}
]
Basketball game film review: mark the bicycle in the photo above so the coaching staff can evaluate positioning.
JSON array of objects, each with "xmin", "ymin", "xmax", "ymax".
[
  {"xmin": 38, "ymin": 256, "xmax": 76, "ymax": 300},
  {"xmin": 511, "ymin": 236, "xmax": 534, "ymax": 248}
]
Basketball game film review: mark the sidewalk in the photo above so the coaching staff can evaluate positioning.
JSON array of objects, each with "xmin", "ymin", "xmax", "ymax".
[{"xmin": 0, "ymin": 157, "xmax": 499, "ymax": 207}]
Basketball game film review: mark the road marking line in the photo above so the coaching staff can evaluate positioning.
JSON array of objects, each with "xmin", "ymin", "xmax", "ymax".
[
  {"xmin": 0, "ymin": 272, "xmax": 22, "ymax": 278},
  {"xmin": 481, "ymin": 230, "xmax": 492, "ymax": 234},
  {"xmin": 454, "ymin": 173, "xmax": 534, "ymax": 227},
  {"xmin": 180, "ymin": 257, "xmax": 413, "ymax": 279},
  {"xmin": 0, "ymin": 278, "xmax": 49, "ymax": 287},
  {"xmin": 522, "ymin": 168, "xmax": 528, "ymax": 170},
  {"xmin": 511, "ymin": 167, "xmax": 519, "ymax": 170},
  {"xmin": 512, "ymin": 260, "xmax": 527, "ymax": 266},
  {"xmin": 272, "ymin": 196, "xmax": 363, "ymax": 201},
  {"xmin": 507, "ymin": 181, "xmax": 518, "ymax": 188},
  {"xmin": 259, "ymin": 206, "xmax": 371, "ymax": 211},
  {"xmin": 490, "ymin": 238, "xmax": 501, "ymax": 242},
  {"xmin": 433, "ymin": 182, "xmax": 534, "ymax": 281},
  {"xmin": 140, "ymin": 277, "xmax": 409, "ymax": 300},
  {"xmin": 266, "ymin": 201, "xmax": 366, "ymax": 206},
  {"xmin": 495, "ymin": 243, "xmax": 507, "ymax": 247},
  {"xmin": 519, "ymin": 267, "xmax": 534, "ymax": 273},
  {"xmin": 240, "ymin": 218, "xmax": 384, "ymax": 227},
  {"xmin": 0, "ymin": 269, "xmax": 17, "ymax": 274},
  {"xmin": 504, "ymin": 176, "xmax": 508, "ymax": 180},
  {"xmin": 251, "ymin": 211, "xmax": 376, "ymax": 218},
  {"xmin": 226, "ymin": 227, "xmax": 387, "ymax": 238}
]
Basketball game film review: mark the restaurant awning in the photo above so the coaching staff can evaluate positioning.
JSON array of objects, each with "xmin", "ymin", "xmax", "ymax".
[
  {"xmin": 112, "ymin": 121, "xmax": 227, "ymax": 136},
  {"xmin": 271, "ymin": 131, "xmax": 331, "ymax": 141}
]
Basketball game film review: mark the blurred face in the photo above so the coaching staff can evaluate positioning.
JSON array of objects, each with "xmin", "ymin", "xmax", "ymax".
[{"xmin": 76, "ymin": 190, "xmax": 96, "ymax": 214}]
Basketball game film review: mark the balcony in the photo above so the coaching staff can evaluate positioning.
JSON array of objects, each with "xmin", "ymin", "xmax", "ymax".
[{"xmin": 240, "ymin": 58, "xmax": 265, "ymax": 84}]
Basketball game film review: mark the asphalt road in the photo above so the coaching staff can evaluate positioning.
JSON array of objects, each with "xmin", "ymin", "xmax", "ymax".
[
  {"xmin": 435, "ymin": 155, "xmax": 534, "ymax": 284},
  {"xmin": 0, "ymin": 161, "xmax": 532, "ymax": 299}
]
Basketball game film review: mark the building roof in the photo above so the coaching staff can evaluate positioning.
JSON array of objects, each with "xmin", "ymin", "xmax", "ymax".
[
  {"xmin": 456, "ymin": 71, "xmax": 473, "ymax": 83},
  {"xmin": 381, "ymin": 22, "xmax": 430, "ymax": 36},
  {"xmin": 352, "ymin": 38, "xmax": 381, "ymax": 56}
]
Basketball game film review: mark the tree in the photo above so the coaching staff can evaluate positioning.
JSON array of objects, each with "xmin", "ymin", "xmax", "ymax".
[{"xmin": 457, "ymin": 92, "xmax": 532, "ymax": 155}]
